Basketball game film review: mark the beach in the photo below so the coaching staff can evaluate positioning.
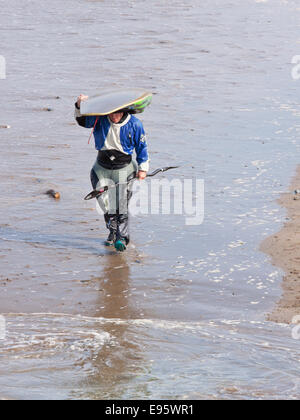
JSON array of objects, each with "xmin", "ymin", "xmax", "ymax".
[
  {"xmin": 1, "ymin": 0, "xmax": 300, "ymax": 400},
  {"xmin": 261, "ymin": 165, "xmax": 300, "ymax": 324}
]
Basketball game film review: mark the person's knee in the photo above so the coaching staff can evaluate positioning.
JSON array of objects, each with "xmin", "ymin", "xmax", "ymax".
[
  {"xmin": 90, "ymin": 169, "xmax": 99, "ymax": 189},
  {"xmin": 118, "ymin": 214, "xmax": 128, "ymax": 224}
]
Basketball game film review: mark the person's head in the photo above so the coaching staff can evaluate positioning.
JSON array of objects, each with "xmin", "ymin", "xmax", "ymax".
[{"xmin": 108, "ymin": 111, "xmax": 124, "ymax": 124}]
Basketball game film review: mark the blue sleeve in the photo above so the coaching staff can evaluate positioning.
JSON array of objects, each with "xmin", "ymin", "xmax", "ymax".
[
  {"xmin": 134, "ymin": 122, "xmax": 149, "ymax": 165},
  {"xmin": 85, "ymin": 116, "xmax": 99, "ymax": 128}
]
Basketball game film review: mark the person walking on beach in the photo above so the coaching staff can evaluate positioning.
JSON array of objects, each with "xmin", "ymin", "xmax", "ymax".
[{"xmin": 75, "ymin": 94, "xmax": 150, "ymax": 252}]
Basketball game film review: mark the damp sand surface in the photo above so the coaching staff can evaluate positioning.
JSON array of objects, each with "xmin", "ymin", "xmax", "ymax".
[
  {"xmin": 1, "ymin": 0, "xmax": 300, "ymax": 400},
  {"xmin": 261, "ymin": 166, "xmax": 300, "ymax": 324}
]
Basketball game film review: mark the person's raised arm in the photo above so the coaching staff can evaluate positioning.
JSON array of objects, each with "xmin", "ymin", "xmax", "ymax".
[
  {"xmin": 134, "ymin": 122, "xmax": 150, "ymax": 180},
  {"xmin": 74, "ymin": 94, "xmax": 98, "ymax": 128},
  {"xmin": 76, "ymin": 94, "xmax": 89, "ymax": 108}
]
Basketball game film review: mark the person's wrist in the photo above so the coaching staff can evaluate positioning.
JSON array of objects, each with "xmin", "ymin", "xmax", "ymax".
[{"xmin": 138, "ymin": 170, "xmax": 147, "ymax": 180}]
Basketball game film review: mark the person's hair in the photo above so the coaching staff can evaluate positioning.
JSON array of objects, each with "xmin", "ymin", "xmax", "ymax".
[{"xmin": 119, "ymin": 108, "xmax": 137, "ymax": 115}]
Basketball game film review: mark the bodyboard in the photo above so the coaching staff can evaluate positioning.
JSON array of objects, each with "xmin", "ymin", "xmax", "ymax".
[{"xmin": 80, "ymin": 90, "xmax": 152, "ymax": 116}]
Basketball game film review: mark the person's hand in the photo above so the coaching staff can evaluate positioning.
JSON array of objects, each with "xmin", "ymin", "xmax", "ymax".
[
  {"xmin": 77, "ymin": 94, "xmax": 89, "ymax": 108},
  {"xmin": 138, "ymin": 171, "xmax": 147, "ymax": 180}
]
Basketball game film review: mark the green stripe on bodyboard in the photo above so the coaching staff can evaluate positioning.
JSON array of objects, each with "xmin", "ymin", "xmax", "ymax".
[{"xmin": 128, "ymin": 95, "xmax": 152, "ymax": 113}]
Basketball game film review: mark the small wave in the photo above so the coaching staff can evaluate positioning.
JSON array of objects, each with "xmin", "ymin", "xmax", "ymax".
[{"xmin": 1, "ymin": 312, "xmax": 291, "ymax": 350}]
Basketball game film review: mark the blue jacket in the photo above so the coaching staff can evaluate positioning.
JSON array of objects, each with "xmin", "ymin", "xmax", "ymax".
[{"xmin": 84, "ymin": 115, "xmax": 149, "ymax": 169}]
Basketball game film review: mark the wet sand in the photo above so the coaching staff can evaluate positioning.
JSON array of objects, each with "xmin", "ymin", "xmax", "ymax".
[
  {"xmin": 261, "ymin": 166, "xmax": 300, "ymax": 324},
  {"xmin": 2, "ymin": 0, "xmax": 300, "ymax": 400}
]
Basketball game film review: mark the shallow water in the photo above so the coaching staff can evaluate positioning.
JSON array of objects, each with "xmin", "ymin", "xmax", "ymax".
[{"xmin": 1, "ymin": 0, "xmax": 300, "ymax": 400}]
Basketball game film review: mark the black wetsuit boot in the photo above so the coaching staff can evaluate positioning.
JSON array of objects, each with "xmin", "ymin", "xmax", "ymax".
[{"xmin": 104, "ymin": 213, "xmax": 117, "ymax": 246}]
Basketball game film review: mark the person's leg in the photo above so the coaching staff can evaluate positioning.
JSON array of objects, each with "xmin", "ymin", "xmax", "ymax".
[
  {"xmin": 90, "ymin": 161, "xmax": 117, "ymax": 245},
  {"xmin": 113, "ymin": 162, "xmax": 137, "ymax": 250}
]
